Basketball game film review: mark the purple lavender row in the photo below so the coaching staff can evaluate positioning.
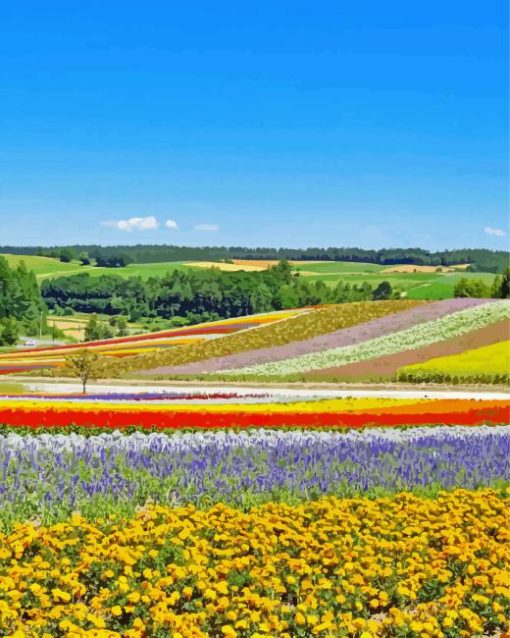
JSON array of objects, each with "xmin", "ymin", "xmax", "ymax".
[
  {"xmin": 0, "ymin": 425, "xmax": 507, "ymax": 522},
  {"xmin": 153, "ymin": 298, "xmax": 489, "ymax": 375}
]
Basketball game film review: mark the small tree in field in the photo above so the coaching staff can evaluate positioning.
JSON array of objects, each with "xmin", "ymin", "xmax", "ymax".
[{"xmin": 64, "ymin": 349, "xmax": 104, "ymax": 394}]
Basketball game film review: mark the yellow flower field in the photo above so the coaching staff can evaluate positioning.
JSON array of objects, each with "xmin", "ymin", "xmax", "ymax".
[
  {"xmin": 398, "ymin": 340, "xmax": 510, "ymax": 383},
  {"xmin": 0, "ymin": 489, "xmax": 507, "ymax": 637}
]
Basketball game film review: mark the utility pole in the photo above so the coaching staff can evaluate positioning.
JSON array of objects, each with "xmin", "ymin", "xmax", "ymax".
[{"xmin": 39, "ymin": 311, "xmax": 43, "ymax": 339}]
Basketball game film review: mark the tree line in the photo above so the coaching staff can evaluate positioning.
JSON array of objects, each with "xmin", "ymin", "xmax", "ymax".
[
  {"xmin": 0, "ymin": 256, "xmax": 46, "ymax": 345},
  {"xmin": 2, "ymin": 244, "xmax": 508, "ymax": 272},
  {"xmin": 41, "ymin": 261, "xmax": 394, "ymax": 324},
  {"xmin": 453, "ymin": 269, "xmax": 510, "ymax": 299}
]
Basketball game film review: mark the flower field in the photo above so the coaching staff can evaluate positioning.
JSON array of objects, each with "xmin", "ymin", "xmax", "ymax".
[
  {"xmin": 397, "ymin": 341, "xmax": 510, "ymax": 384},
  {"xmin": 0, "ymin": 310, "xmax": 306, "ymax": 375},
  {"xmin": 0, "ymin": 384, "xmax": 509, "ymax": 636},
  {"xmin": 0, "ymin": 300, "xmax": 510, "ymax": 636},
  {"xmin": 0, "ymin": 488, "xmax": 508, "ymax": 636},
  {"xmin": 141, "ymin": 298, "xmax": 485, "ymax": 377},
  {"xmin": 219, "ymin": 300, "xmax": 509, "ymax": 378},
  {"xmin": 119, "ymin": 300, "xmax": 423, "ymax": 377},
  {"xmin": 0, "ymin": 299, "xmax": 507, "ymax": 385},
  {"xmin": 0, "ymin": 426, "xmax": 508, "ymax": 521},
  {"xmin": 129, "ymin": 298, "xmax": 508, "ymax": 385},
  {"xmin": 0, "ymin": 394, "xmax": 509, "ymax": 429}
]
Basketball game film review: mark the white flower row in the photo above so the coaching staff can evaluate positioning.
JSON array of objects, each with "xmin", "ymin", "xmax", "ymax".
[
  {"xmin": 0, "ymin": 425, "xmax": 507, "ymax": 455},
  {"xmin": 223, "ymin": 300, "xmax": 510, "ymax": 376}
]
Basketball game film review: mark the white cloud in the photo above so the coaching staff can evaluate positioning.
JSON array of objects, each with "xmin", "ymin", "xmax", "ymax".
[
  {"xmin": 484, "ymin": 226, "xmax": 506, "ymax": 237},
  {"xmin": 101, "ymin": 216, "xmax": 159, "ymax": 231},
  {"xmin": 194, "ymin": 223, "xmax": 219, "ymax": 232},
  {"xmin": 164, "ymin": 219, "xmax": 178, "ymax": 229}
]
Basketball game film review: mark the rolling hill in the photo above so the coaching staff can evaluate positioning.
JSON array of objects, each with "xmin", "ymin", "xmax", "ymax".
[
  {"xmin": 2, "ymin": 253, "xmax": 498, "ymax": 300},
  {"xmin": 1, "ymin": 299, "xmax": 507, "ymax": 384}
]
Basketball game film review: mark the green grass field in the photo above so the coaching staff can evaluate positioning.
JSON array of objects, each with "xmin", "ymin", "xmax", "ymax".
[
  {"xmin": 1, "ymin": 254, "xmax": 94, "ymax": 278},
  {"xmin": 86, "ymin": 262, "xmax": 190, "ymax": 279},
  {"xmin": 294, "ymin": 261, "xmax": 385, "ymax": 274},
  {"xmin": 406, "ymin": 272, "xmax": 497, "ymax": 300},
  {"xmin": 2, "ymin": 254, "xmax": 189, "ymax": 280},
  {"xmin": 2, "ymin": 254, "xmax": 498, "ymax": 300},
  {"xmin": 293, "ymin": 261, "xmax": 497, "ymax": 299}
]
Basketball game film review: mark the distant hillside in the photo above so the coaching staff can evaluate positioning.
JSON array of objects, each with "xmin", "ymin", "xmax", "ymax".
[{"xmin": 1, "ymin": 244, "xmax": 508, "ymax": 272}]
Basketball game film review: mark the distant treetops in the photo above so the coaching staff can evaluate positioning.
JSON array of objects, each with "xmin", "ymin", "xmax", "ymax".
[{"xmin": 0, "ymin": 244, "xmax": 508, "ymax": 272}]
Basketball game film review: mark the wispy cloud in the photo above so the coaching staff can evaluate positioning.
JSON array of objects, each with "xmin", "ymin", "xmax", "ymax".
[
  {"xmin": 194, "ymin": 223, "xmax": 219, "ymax": 232},
  {"xmin": 484, "ymin": 226, "xmax": 506, "ymax": 237},
  {"xmin": 164, "ymin": 219, "xmax": 178, "ymax": 229},
  {"xmin": 101, "ymin": 216, "xmax": 159, "ymax": 231}
]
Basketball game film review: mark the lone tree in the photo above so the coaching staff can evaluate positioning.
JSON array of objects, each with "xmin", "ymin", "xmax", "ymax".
[{"xmin": 64, "ymin": 349, "xmax": 104, "ymax": 394}]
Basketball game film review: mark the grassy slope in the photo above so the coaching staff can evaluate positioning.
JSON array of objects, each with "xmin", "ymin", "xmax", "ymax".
[
  {"xmin": 298, "ymin": 263, "xmax": 497, "ymax": 299},
  {"xmin": 1, "ymin": 254, "xmax": 94, "ymax": 278},
  {"xmin": 2, "ymin": 254, "xmax": 190, "ymax": 280},
  {"xmin": 86, "ymin": 262, "xmax": 190, "ymax": 279},
  {"xmin": 407, "ymin": 272, "xmax": 497, "ymax": 300}
]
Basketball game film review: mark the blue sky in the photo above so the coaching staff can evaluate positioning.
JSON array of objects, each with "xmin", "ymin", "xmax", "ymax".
[{"xmin": 0, "ymin": 1, "xmax": 507, "ymax": 250}]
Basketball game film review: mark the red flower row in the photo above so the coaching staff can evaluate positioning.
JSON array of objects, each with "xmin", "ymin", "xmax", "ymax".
[{"xmin": 0, "ymin": 405, "xmax": 507, "ymax": 430}]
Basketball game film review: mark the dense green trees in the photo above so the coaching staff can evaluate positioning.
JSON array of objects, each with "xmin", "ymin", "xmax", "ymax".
[
  {"xmin": 0, "ymin": 256, "xmax": 46, "ymax": 343},
  {"xmin": 58, "ymin": 248, "xmax": 75, "ymax": 263},
  {"xmin": 372, "ymin": 281, "xmax": 393, "ymax": 300},
  {"xmin": 95, "ymin": 255, "xmax": 131, "ymax": 268},
  {"xmin": 3, "ymin": 244, "xmax": 508, "ymax": 272},
  {"xmin": 453, "ymin": 268, "xmax": 510, "ymax": 299},
  {"xmin": 41, "ymin": 262, "xmax": 378, "ymax": 322},
  {"xmin": 0, "ymin": 317, "xmax": 19, "ymax": 345},
  {"xmin": 453, "ymin": 278, "xmax": 491, "ymax": 298},
  {"xmin": 491, "ymin": 268, "xmax": 510, "ymax": 299}
]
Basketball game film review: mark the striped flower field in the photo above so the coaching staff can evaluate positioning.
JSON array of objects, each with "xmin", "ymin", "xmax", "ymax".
[
  {"xmin": 0, "ymin": 303, "xmax": 509, "ymax": 635},
  {"xmin": 0, "ymin": 300, "xmax": 507, "ymax": 385},
  {"xmin": 0, "ymin": 392, "xmax": 508, "ymax": 636},
  {"xmin": 0, "ymin": 309, "xmax": 307, "ymax": 375},
  {"xmin": 0, "ymin": 394, "xmax": 509, "ymax": 429}
]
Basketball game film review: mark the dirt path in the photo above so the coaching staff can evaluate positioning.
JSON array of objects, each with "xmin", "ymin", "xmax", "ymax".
[{"xmin": 1, "ymin": 378, "xmax": 509, "ymax": 400}]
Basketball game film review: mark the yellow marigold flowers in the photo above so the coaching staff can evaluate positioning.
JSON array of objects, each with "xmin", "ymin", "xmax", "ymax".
[
  {"xmin": 0, "ymin": 489, "xmax": 507, "ymax": 635},
  {"xmin": 295, "ymin": 611, "xmax": 306, "ymax": 625},
  {"xmin": 51, "ymin": 587, "xmax": 71, "ymax": 602}
]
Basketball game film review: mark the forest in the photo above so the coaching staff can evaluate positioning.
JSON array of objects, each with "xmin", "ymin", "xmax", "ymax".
[
  {"xmin": 2, "ymin": 244, "xmax": 508, "ymax": 272},
  {"xmin": 41, "ymin": 261, "xmax": 392, "ymax": 322},
  {"xmin": 0, "ymin": 256, "xmax": 46, "ymax": 344}
]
